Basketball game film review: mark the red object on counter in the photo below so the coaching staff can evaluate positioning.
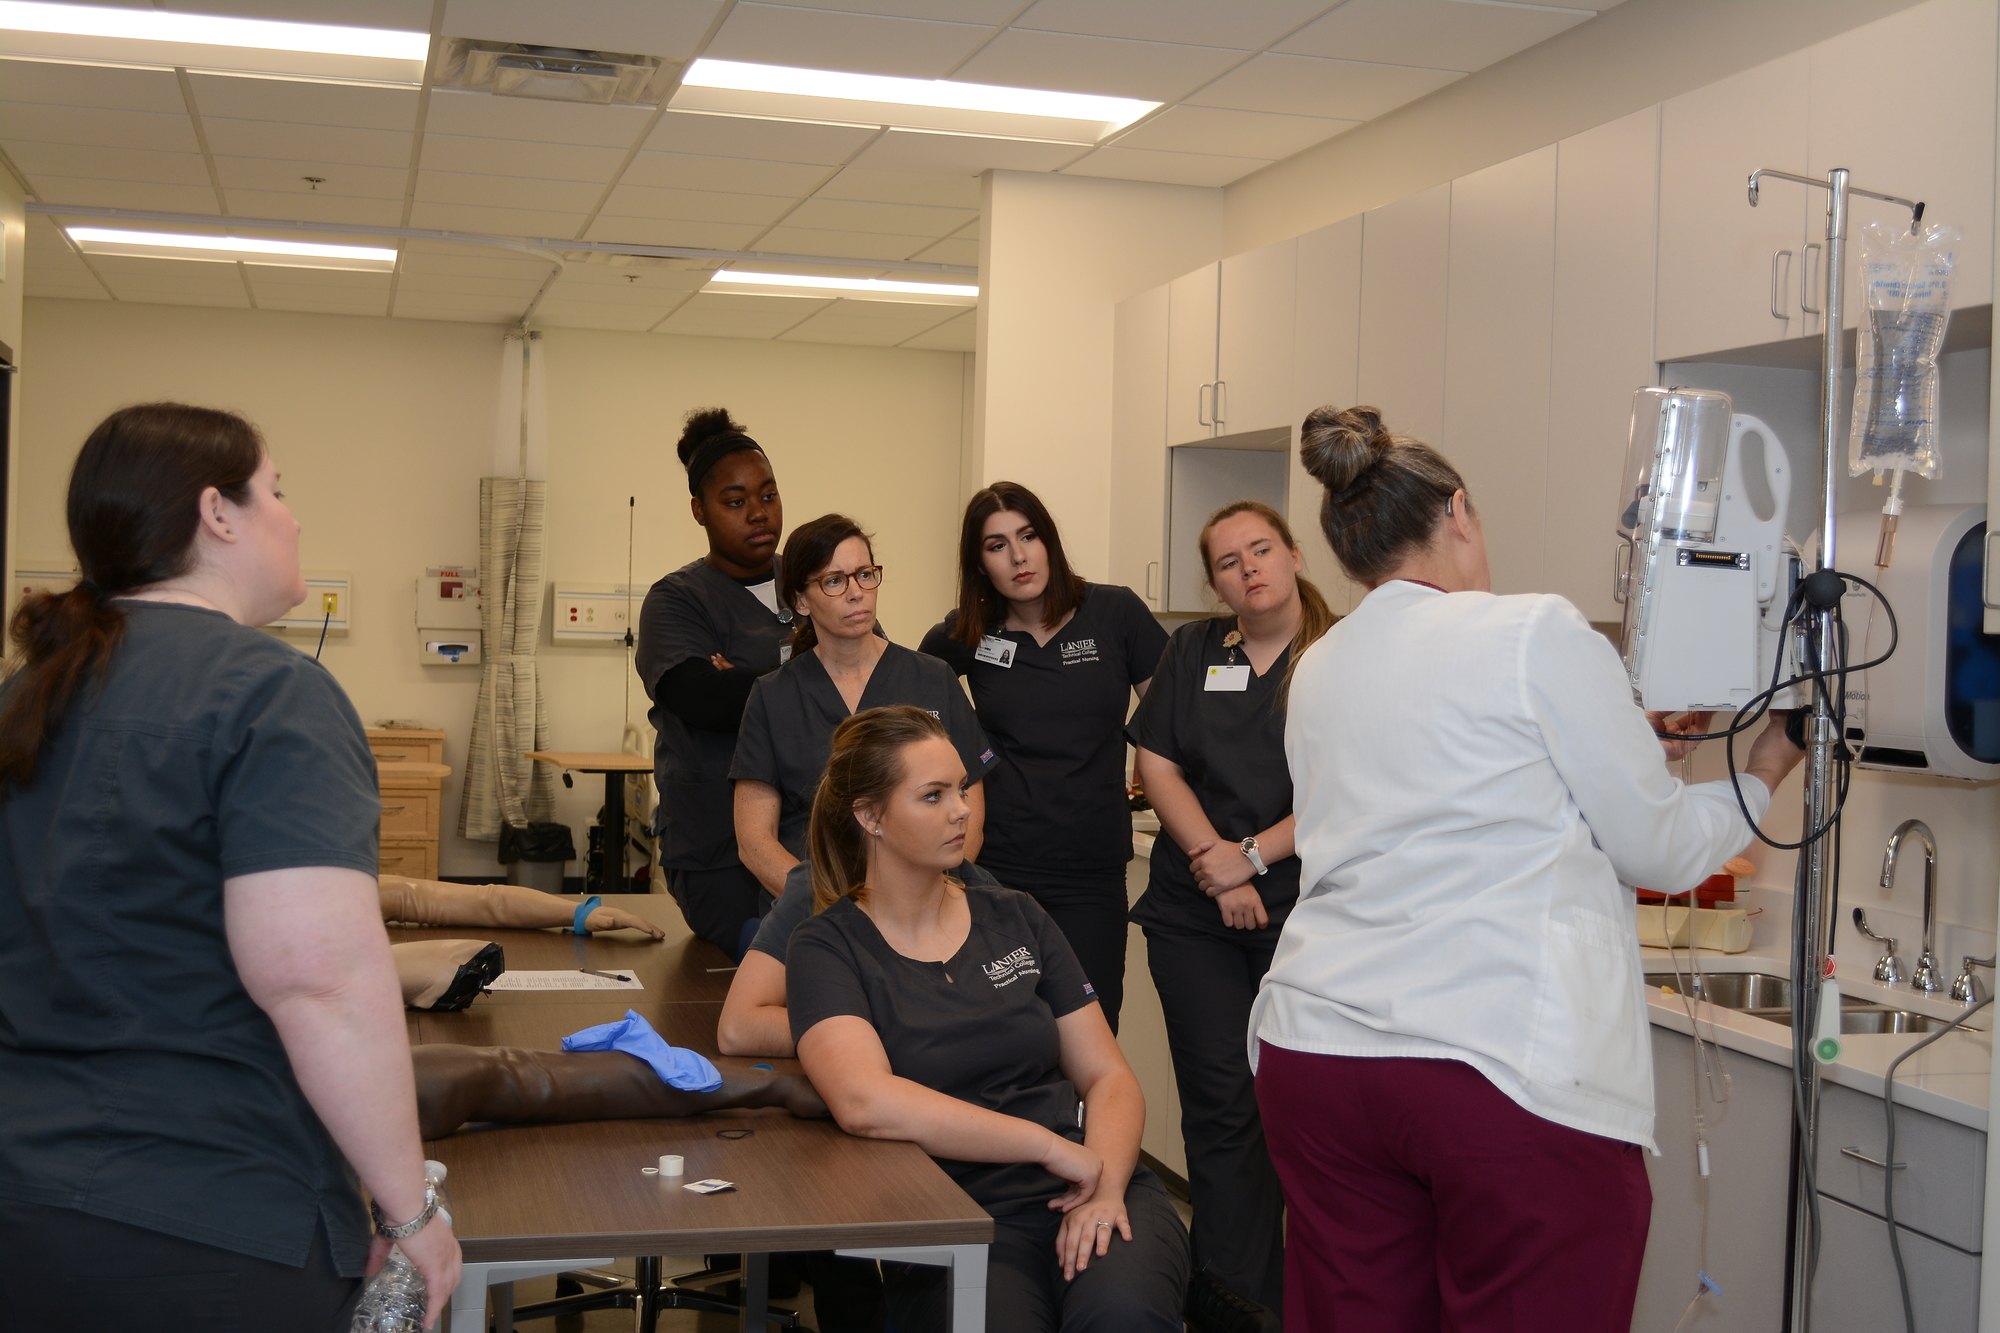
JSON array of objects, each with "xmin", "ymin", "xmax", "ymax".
[{"xmin": 1634, "ymin": 872, "xmax": 1736, "ymax": 906}]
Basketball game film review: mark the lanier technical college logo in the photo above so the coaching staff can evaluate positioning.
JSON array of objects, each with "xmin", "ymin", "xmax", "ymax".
[
  {"xmin": 982, "ymin": 946, "xmax": 1041, "ymax": 988},
  {"xmin": 1059, "ymin": 637, "xmax": 1100, "ymax": 666}
]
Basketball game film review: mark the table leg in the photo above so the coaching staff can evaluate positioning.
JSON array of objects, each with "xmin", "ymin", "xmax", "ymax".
[
  {"xmin": 737, "ymin": 1251, "xmax": 770, "ymax": 1331},
  {"xmin": 451, "ymin": 1258, "xmax": 615, "ymax": 1333},
  {"xmin": 836, "ymin": 1243, "xmax": 988, "ymax": 1333}
]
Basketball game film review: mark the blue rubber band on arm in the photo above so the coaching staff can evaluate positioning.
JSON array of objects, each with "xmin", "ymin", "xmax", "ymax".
[{"xmin": 572, "ymin": 895, "xmax": 603, "ymax": 934}]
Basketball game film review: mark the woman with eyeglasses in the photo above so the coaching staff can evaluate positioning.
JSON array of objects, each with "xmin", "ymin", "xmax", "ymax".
[{"xmin": 731, "ymin": 513, "xmax": 996, "ymax": 902}]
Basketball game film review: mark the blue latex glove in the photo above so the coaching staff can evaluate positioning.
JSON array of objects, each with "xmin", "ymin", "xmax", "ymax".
[{"xmin": 561, "ymin": 1009, "xmax": 724, "ymax": 1092}]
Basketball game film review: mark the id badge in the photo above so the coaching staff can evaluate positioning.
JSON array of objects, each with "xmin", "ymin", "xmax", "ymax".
[
  {"xmin": 778, "ymin": 644, "xmax": 792, "ymax": 665},
  {"xmin": 975, "ymin": 635, "xmax": 1016, "ymax": 668},
  {"xmin": 1205, "ymin": 664, "xmax": 1250, "ymax": 692}
]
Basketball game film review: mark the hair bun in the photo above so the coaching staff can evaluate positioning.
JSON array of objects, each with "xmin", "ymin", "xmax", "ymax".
[
  {"xmin": 676, "ymin": 407, "xmax": 746, "ymax": 468},
  {"xmin": 1299, "ymin": 405, "xmax": 1392, "ymax": 492}
]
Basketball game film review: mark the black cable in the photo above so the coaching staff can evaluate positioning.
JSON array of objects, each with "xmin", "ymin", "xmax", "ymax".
[{"xmin": 314, "ymin": 607, "xmax": 331, "ymax": 660}]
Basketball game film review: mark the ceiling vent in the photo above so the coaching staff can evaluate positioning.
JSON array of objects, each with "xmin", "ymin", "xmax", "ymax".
[{"xmin": 437, "ymin": 39, "xmax": 676, "ymax": 106}]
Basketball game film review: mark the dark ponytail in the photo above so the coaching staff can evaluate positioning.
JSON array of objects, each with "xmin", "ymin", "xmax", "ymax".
[
  {"xmin": 0, "ymin": 403, "xmax": 263, "ymax": 788},
  {"xmin": 1299, "ymin": 405, "xmax": 1466, "ymax": 587}
]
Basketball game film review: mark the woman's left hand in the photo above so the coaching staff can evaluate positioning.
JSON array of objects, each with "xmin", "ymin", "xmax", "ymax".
[
  {"xmin": 1187, "ymin": 839, "xmax": 1256, "ymax": 897},
  {"xmin": 1055, "ymin": 1196, "xmax": 1131, "ymax": 1280},
  {"xmin": 1214, "ymin": 884, "xmax": 1268, "ymax": 930},
  {"xmin": 1649, "ymin": 710, "xmax": 1714, "ymax": 762}
]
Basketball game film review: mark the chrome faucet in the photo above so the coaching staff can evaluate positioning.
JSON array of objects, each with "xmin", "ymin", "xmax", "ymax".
[{"xmin": 1880, "ymin": 819, "xmax": 1943, "ymax": 993}]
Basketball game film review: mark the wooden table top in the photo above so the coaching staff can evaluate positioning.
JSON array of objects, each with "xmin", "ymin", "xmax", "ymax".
[{"xmin": 524, "ymin": 750, "xmax": 654, "ymax": 772}]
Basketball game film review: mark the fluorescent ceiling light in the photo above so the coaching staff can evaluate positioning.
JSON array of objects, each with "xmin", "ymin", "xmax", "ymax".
[
  {"xmin": 676, "ymin": 58, "xmax": 1156, "ymax": 144},
  {"xmin": 707, "ymin": 270, "xmax": 977, "ymax": 306},
  {"xmin": 0, "ymin": 1, "xmax": 427, "ymax": 85},
  {"xmin": 68, "ymin": 226, "xmax": 397, "ymax": 272}
]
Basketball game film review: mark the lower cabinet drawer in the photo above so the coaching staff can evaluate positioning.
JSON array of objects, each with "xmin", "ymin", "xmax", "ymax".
[
  {"xmin": 1810, "ymin": 1194, "xmax": 1980, "ymax": 1331},
  {"xmin": 378, "ymin": 841, "xmax": 438, "ymax": 880},
  {"xmin": 1815, "ymin": 1081, "xmax": 1986, "ymax": 1252},
  {"xmin": 377, "ymin": 787, "xmax": 440, "ymax": 840}
]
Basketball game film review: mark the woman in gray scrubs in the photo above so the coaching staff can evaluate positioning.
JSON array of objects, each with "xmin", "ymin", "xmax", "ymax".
[{"xmin": 635, "ymin": 408, "xmax": 790, "ymax": 957}]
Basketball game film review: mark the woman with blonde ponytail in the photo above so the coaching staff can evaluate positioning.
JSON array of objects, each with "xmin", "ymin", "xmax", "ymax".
[{"xmin": 1250, "ymin": 406, "xmax": 1806, "ymax": 1330}]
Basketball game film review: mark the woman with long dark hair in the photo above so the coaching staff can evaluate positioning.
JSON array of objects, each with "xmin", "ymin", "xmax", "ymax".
[
  {"xmin": 636, "ymin": 407, "xmax": 789, "ymax": 957},
  {"xmin": 0, "ymin": 404, "xmax": 460, "ymax": 1330},
  {"xmin": 919, "ymin": 482, "xmax": 1164, "ymax": 1031},
  {"xmin": 1126, "ymin": 499, "xmax": 1336, "ymax": 1328}
]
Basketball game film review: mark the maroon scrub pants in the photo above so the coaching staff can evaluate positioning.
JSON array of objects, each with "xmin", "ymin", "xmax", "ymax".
[{"xmin": 1254, "ymin": 1043, "xmax": 1651, "ymax": 1333}]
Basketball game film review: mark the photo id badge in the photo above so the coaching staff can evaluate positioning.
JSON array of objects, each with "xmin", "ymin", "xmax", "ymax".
[
  {"xmin": 1205, "ymin": 664, "xmax": 1250, "ymax": 692},
  {"xmin": 975, "ymin": 635, "xmax": 1016, "ymax": 668}
]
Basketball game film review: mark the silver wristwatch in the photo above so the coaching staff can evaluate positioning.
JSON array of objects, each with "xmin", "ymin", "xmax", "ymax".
[
  {"xmin": 370, "ymin": 1181, "xmax": 440, "ymax": 1240},
  {"xmin": 1239, "ymin": 836, "xmax": 1269, "ymax": 877}
]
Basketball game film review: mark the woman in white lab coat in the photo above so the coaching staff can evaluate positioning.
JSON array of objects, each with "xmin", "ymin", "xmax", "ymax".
[{"xmin": 1251, "ymin": 405, "xmax": 1806, "ymax": 1331}]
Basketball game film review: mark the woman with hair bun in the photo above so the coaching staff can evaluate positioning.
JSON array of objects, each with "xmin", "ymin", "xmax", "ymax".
[
  {"xmin": 636, "ymin": 407, "xmax": 790, "ymax": 957},
  {"xmin": 1251, "ymin": 406, "xmax": 1806, "ymax": 1329}
]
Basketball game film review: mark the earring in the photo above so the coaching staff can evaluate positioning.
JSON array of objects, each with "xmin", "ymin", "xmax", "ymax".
[{"xmin": 871, "ymin": 826, "xmax": 883, "ymax": 837}]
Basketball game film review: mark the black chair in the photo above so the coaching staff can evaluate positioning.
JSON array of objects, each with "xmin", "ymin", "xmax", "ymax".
[{"xmin": 504, "ymin": 1254, "xmax": 802, "ymax": 1333}]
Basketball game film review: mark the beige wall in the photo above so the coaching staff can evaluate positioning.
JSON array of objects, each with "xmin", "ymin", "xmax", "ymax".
[
  {"xmin": 1, "ymin": 170, "xmax": 23, "ymax": 615},
  {"xmin": 976, "ymin": 171, "xmax": 1224, "ymax": 576},
  {"xmin": 16, "ymin": 298, "xmax": 970, "ymax": 876},
  {"xmin": 1222, "ymin": 0, "xmax": 1927, "ymax": 253}
]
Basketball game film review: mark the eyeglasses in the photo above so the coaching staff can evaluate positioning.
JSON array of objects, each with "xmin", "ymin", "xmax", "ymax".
[{"xmin": 810, "ymin": 564, "xmax": 884, "ymax": 596}]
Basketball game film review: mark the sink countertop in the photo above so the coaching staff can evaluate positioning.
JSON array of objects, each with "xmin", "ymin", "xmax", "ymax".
[{"xmin": 1641, "ymin": 945, "xmax": 1992, "ymax": 1132}]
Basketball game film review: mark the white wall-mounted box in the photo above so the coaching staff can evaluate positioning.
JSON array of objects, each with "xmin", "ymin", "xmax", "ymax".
[
  {"xmin": 269, "ymin": 572, "xmax": 350, "ymax": 636},
  {"xmin": 551, "ymin": 582, "xmax": 640, "ymax": 645}
]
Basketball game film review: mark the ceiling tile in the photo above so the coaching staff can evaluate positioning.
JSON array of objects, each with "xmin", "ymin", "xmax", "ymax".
[
  {"xmin": 201, "ymin": 119, "xmax": 413, "ymax": 168},
  {"xmin": 583, "ymin": 216, "xmax": 767, "ymax": 250},
  {"xmin": 647, "ymin": 110, "xmax": 876, "ymax": 164},
  {"xmin": 29, "ymin": 176, "xmax": 221, "ymax": 212},
  {"xmin": 163, "ymin": 0, "xmax": 432, "ymax": 27},
  {"xmin": 620, "ymin": 150, "xmax": 829, "ymax": 197},
  {"xmin": 407, "ymin": 199, "xmax": 591, "ymax": 238},
  {"xmin": 7, "ymin": 142, "xmax": 210, "ymax": 186},
  {"xmin": 187, "ymin": 74, "xmax": 420, "ymax": 132},
  {"xmin": 780, "ymin": 197, "xmax": 974, "ymax": 238},
  {"xmin": 244, "ymin": 267, "xmax": 394, "ymax": 295},
  {"xmin": 899, "ymin": 308, "xmax": 975, "ymax": 351},
  {"xmin": 754, "ymin": 226, "xmax": 932, "ymax": 262},
  {"xmin": 392, "ymin": 289, "xmax": 530, "ymax": 317},
  {"xmin": 416, "ymin": 168, "xmax": 605, "ymax": 212},
  {"xmin": 776, "ymin": 300, "xmax": 965, "ymax": 345},
  {"xmin": 90, "ymin": 254, "xmax": 251, "ymax": 298},
  {"xmin": 847, "ymin": 129, "xmax": 1087, "ymax": 175},
  {"xmin": 702, "ymin": 4, "xmax": 996, "ymax": 79},
  {"xmin": 422, "ymin": 133, "xmax": 629, "ymax": 184},
  {"xmin": 396, "ymin": 271, "xmax": 546, "ymax": 298},
  {"xmin": 598, "ymin": 183, "xmax": 794, "ymax": 225},
  {"xmin": 530, "ymin": 299, "xmax": 668, "ymax": 331},
  {"xmin": 0, "ymin": 104, "xmax": 198, "ymax": 151},
  {"xmin": 0, "ymin": 61, "xmax": 183, "ymax": 112},
  {"xmin": 814, "ymin": 166, "xmax": 980, "ymax": 209},
  {"xmin": 1014, "ymin": 0, "xmax": 1338, "ymax": 50},
  {"xmin": 1277, "ymin": 0, "xmax": 1590, "ymax": 73},
  {"xmin": 424, "ymin": 89, "xmax": 656, "ymax": 148},
  {"xmin": 907, "ymin": 234, "xmax": 979, "ymax": 266},
  {"xmin": 252, "ymin": 291, "xmax": 395, "ymax": 315},
  {"xmin": 399, "ymin": 244, "xmax": 556, "ymax": 279},
  {"xmin": 657, "ymin": 290, "xmax": 829, "ymax": 338},
  {"xmin": 1063, "ymin": 144, "xmax": 1273, "ymax": 188},
  {"xmin": 554, "ymin": 261, "xmax": 710, "ymax": 293},
  {"xmin": 441, "ymin": 0, "xmax": 725, "ymax": 56},
  {"xmin": 215, "ymin": 157, "xmax": 408, "ymax": 199},
  {"xmin": 757, "ymin": 0, "xmax": 1020, "ymax": 19},
  {"xmin": 1188, "ymin": 52, "xmax": 1462, "ymax": 120},
  {"xmin": 24, "ymin": 278, "xmax": 112, "ymax": 301},
  {"xmin": 953, "ymin": 29, "xmax": 1244, "ymax": 102},
  {"xmin": 1113, "ymin": 105, "xmax": 1355, "ymax": 159},
  {"xmin": 221, "ymin": 190, "xmax": 407, "ymax": 225}
]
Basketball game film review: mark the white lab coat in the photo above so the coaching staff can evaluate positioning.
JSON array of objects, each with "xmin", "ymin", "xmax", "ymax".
[{"xmin": 1252, "ymin": 580, "xmax": 1768, "ymax": 1151}]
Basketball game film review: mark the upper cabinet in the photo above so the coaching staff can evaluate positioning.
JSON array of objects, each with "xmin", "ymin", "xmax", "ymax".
[
  {"xmin": 1358, "ymin": 183, "xmax": 1452, "ymax": 446},
  {"xmin": 1111, "ymin": 285, "xmax": 1171, "ymax": 609},
  {"xmin": 1165, "ymin": 265, "xmax": 1220, "ymax": 442},
  {"xmin": 1656, "ymin": 52, "xmax": 1813, "ymax": 362},
  {"xmin": 1165, "ymin": 239, "xmax": 1300, "ymax": 442},
  {"xmin": 1291, "ymin": 216, "xmax": 1365, "ymax": 615}
]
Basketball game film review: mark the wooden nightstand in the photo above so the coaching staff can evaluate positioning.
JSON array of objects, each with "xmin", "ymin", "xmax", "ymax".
[{"xmin": 367, "ymin": 727, "xmax": 449, "ymax": 880}]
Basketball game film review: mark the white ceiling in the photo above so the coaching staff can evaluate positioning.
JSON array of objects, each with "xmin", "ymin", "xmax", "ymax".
[{"xmin": 1, "ymin": 0, "xmax": 1624, "ymax": 349}]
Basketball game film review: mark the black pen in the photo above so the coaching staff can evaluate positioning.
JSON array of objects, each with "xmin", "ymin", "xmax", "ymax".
[{"xmin": 580, "ymin": 967, "xmax": 632, "ymax": 983}]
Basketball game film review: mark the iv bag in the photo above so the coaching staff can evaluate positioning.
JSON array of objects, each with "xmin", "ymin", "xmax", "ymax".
[{"xmin": 1849, "ymin": 220, "xmax": 1958, "ymax": 481}]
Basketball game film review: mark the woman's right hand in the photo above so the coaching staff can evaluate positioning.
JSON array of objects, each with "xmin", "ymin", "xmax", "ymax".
[
  {"xmin": 1214, "ymin": 884, "xmax": 1269, "ymax": 931},
  {"xmin": 1743, "ymin": 710, "xmax": 1807, "ymax": 796},
  {"xmin": 1040, "ymin": 1133, "xmax": 1103, "ymax": 1213}
]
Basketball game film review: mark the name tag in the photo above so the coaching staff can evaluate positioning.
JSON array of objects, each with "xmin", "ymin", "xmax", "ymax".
[
  {"xmin": 1205, "ymin": 664, "xmax": 1250, "ymax": 692},
  {"xmin": 778, "ymin": 644, "xmax": 792, "ymax": 665},
  {"xmin": 975, "ymin": 635, "xmax": 1016, "ymax": 668}
]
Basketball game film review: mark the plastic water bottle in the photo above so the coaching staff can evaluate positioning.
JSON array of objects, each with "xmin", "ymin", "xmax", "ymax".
[{"xmin": 350, "ymin": 1162, "xmax": 451, "ymax": 1333}]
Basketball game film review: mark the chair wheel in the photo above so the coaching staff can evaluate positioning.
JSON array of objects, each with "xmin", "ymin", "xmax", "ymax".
[{"xmin": 554, "ymin": 1274, "xmax": 583, "ymax": 1297}]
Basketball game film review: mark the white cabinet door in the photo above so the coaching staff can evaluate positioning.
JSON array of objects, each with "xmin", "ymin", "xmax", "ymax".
[
  {"xmin": 1112, "ymin": 285, "xmax": 1171, "ymax": 608},
  {"xmin": 1549, "ymin": 107, "xmax": 1661, "ymax": 623},
  {"xmin": 1358, "ymin": 183, "xmax": 1451, "ymax": 446},
  {"xmin": 1215, "ymin": 237, "xmax": 1298, "ymax": 437},
  {"xmin": 1444, "ymin": 146, "xmax": 1556, "ymax": 599},
  {"xmin": 1166, "ymin": 263, "xmax": 1220, "ymax": 442},
  {"xmin": 1813, "ymin": 1195, "xmax": 1982, "ymax": 1331},
  {"xmin": 1291, "ymin": 215, "xmax": 1364, "ymax": 615},
  {"xmin": 1809, "ymin": 0, "xmax": 1997, "ymax": 318},
  {"xmin": 1657, "ymin": 51, "xmax": 1811, "ymax": 362}
]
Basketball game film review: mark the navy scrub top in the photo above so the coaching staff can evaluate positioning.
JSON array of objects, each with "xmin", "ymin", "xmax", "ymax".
[
  {"xmin": 920, "ymin": 582, "xmax": 1166, "ymax": 880},
  {"xmin": 1125, "ymin": 615, "xmax": 1300, "ymax": 942},
  {"xmin": 731, "ymin": 640, "xmax": 996, "ymax": 859},
  {"xmin": 636, "ymin": 558, "xmax": 791, "ymax": 870}
]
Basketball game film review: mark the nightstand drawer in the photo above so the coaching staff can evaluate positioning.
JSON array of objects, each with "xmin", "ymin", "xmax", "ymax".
[
  {"xmin": 378, "ymin": 841, "xmax": 438, "ymax": 880},
  {"xmin": 378, "ymin": 787, "xmax": 439, "ymax": 840}
]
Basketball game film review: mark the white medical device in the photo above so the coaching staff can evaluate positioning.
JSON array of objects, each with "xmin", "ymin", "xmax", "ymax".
[{"xmin": 1614, "ymin": 386, "xmax": 1801, "ymax": 712}]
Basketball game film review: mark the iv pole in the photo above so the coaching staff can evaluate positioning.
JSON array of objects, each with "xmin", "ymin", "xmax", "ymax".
[{"xmin": 1746, "ymin": 165, "xmax": 1923, "ymax": 1333}]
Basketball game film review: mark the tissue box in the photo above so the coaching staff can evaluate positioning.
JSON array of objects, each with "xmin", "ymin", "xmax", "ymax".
[{"xmin": 1635, "ymin": 904, "xmax": 1751, "ymax": 952}]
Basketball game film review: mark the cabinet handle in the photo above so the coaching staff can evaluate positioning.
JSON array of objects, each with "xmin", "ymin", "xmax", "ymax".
[
  {"xmin": 1839, "ymin": 1146, "xmax": 1907, "ymax": 1171},
  {"xmin": 382, "ymin": 803, "xmax": 407, "ymax": 815},
  {"xmin": 1145, "ymin": 560, "xmax": 1160, "ymax": 604},
  {"xmin": 1984, "ymin": 531, "xmax": 2000, "ymax": 608},
  {"xmin": 1800, "ymin": 242, "xmax": 1823, "ymax": 315},
  {"xmin": 1611, "ymin": 542, "xmax": 1631, "ymax": 605},
  {"xmin": 1769, "ymin": 249, "xmax": 1794, "ymax": 320},
  {"xmin": 1213, "ymin": 379, "xmax": 1227, "ymax": 427}
]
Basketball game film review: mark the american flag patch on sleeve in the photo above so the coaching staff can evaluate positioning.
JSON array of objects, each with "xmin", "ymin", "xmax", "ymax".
[
  {"xmin": 979, "ymin": 748, "xmax": 995, "ymax": 765},
  {"xmin": 1082, "ymin": 981, "xmax": 1097, "ymax": 999}
]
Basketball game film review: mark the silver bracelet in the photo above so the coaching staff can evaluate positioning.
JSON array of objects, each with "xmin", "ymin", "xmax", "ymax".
[{"xmin": 370, "ymin": 1181, "xmax": 439, "ymax": 1240}]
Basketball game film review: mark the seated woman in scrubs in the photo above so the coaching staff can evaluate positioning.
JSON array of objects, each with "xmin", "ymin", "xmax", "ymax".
[
  {"xmin": 1125, "ymin": 499, "xmax": 1334, "ymax": 1327},
  {"xmin": 788, "ymin": 706, "xmax": 1189, "ymax": 1332},
  {"xmin": 731, "ymin": 512, "xmax": 995, "ymax": 897},
  {"xmin": 920, "ymin": 482, "xmax": 1166, "ymax": 1032},
  {"xmin": 1252, "ymin": 406, "xmax": 1805, "ymax": 1330}
]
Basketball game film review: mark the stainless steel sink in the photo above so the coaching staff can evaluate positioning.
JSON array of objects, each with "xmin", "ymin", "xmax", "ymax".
[
  {"xmin": 1643, "ymin": 972, "xmax": 1794, "ymax": 1009},
  {"xmin": 1748, "ymin": 1006, "xmax": 1977, "ymax": 1035}
]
